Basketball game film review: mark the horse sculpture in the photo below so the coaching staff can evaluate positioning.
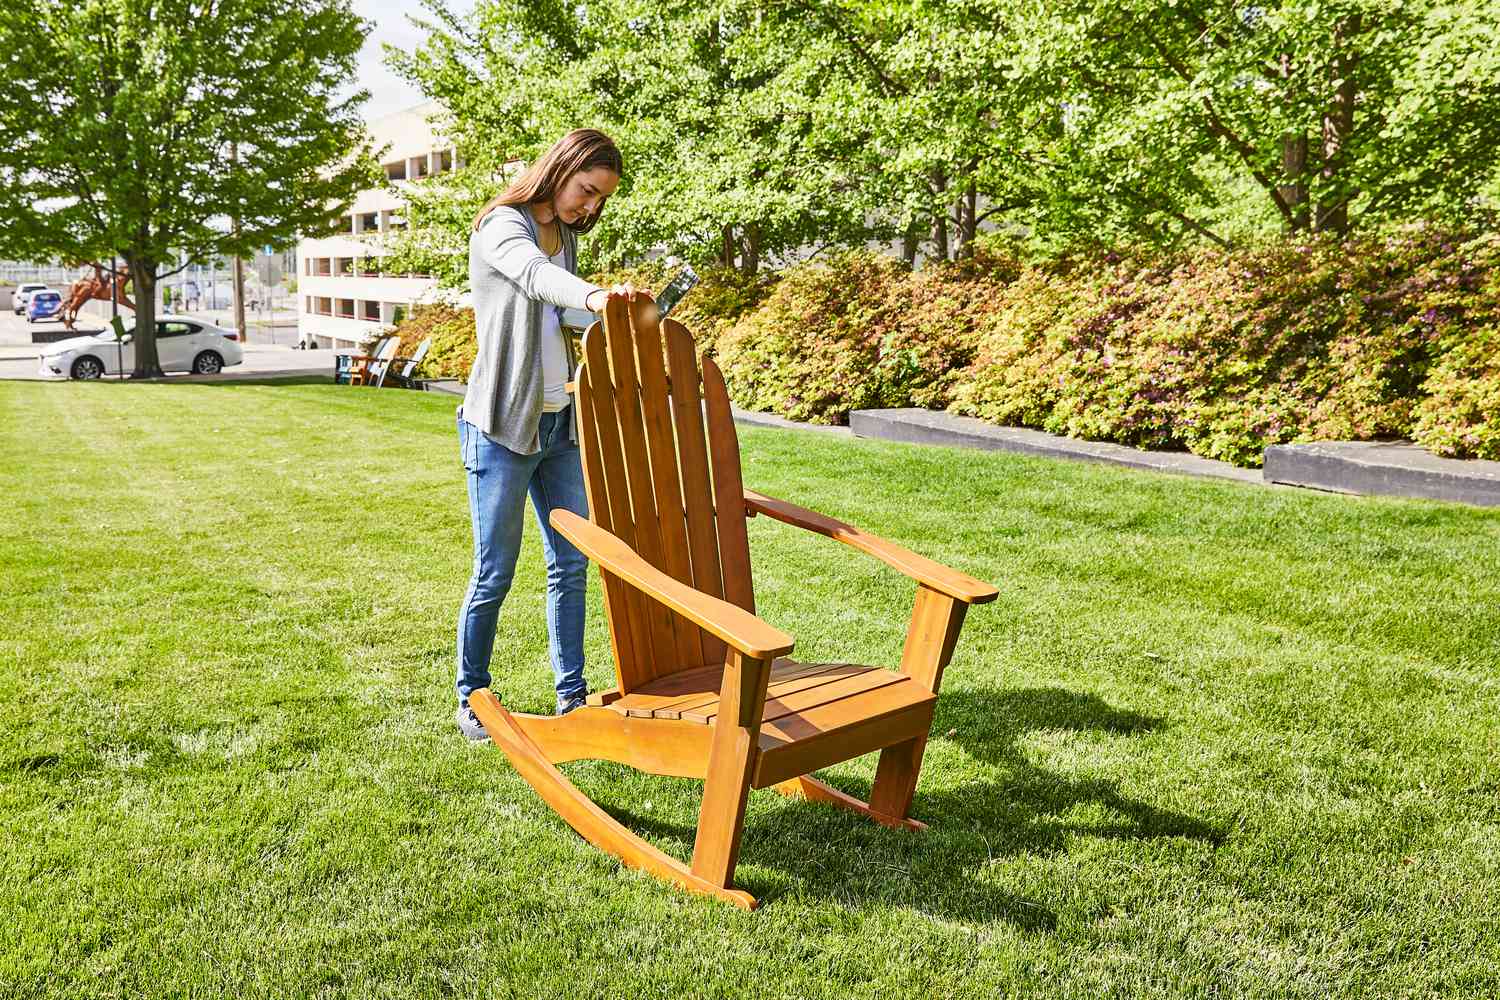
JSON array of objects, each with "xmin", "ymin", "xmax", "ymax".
[{"xmin": 60, "ymin": 263, "xmax": 134, "ymax": 331}]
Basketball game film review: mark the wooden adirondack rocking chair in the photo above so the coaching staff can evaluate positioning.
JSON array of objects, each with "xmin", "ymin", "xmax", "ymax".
[{"xmin": 468, "ymin": 293, "xmax": 998, "ymax": 909}]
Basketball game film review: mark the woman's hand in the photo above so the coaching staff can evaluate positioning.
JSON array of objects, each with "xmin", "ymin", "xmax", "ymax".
[{"xmin": 586, "ymin": 282, "xmax": 647, "ymax": 312}]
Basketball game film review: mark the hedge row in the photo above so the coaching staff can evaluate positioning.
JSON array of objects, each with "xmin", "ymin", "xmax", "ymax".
[{"xmin": 389, "ymin": 229, "xmax": 1500, "ymax": 465}]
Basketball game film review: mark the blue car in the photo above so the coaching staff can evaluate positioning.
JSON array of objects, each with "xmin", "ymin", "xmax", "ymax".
[{"xmin": 27, "ymin": 289, "xmax": 63, "ymax": 324}]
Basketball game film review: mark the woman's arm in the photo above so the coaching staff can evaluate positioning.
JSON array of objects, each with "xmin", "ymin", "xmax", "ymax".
[{"xmin": 477, "ymin": 208, "xmax": 601, "ymax": 311}]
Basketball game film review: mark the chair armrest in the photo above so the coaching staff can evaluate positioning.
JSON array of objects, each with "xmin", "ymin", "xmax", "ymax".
[
  {"xmin": 743, "ymin": 489, "xmax": 998, "ymax": 605},
  {"xmin": 550, "ymin": 509, "xmax": 795, "ymax": 660}
]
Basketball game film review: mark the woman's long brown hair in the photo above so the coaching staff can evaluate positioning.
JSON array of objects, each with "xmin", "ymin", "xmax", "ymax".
[{"xmin": 471, "ymin": 129, "xmax": 622, "ymax": 235}]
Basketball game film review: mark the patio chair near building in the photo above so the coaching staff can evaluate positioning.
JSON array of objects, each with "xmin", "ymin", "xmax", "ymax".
[
  {"xmin": 333, "ymin": 336, "xmax": 397, "ymax": 386},
  {"xmin": 379, "ymin": 338, "xmax": 432, "ymax": 389}
]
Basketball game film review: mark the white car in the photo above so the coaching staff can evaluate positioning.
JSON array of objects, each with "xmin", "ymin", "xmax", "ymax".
[
  {"xmin": 37, "ymin": 315, "xmax": 245, "ymax": 380},
  {"xmin": 13, "ymin": 282, "xmax": 49, "ymax": 315}
]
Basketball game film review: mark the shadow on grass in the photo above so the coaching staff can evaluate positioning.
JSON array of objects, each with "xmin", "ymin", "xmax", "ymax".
[{"xmin": 586, "ymin": 685, "xmax": 1218, "ymax": 927}]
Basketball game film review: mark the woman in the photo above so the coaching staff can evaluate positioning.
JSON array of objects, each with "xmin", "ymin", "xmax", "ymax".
[{"xmin": 454, "ymin": 128, "xmax": 636, "ymax": 739}]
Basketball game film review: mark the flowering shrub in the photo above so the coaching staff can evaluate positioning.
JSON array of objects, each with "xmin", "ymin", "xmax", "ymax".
[
  {"xmin": 391, "ymin": 303, "xmax": 476, "ymax": 381},
  {"xmin": 1397, "ymin": 234, "xmax": 1500, "ymax": 460},
  {"xmin": 712, "ymin": 231, "xmax": 1500, "ymax": 465},
  {"xmin": 384, "ymin": 266, "xmax": 774, "ymax": 384},
  {"xmin": 586, "ymin": 263, "xmax": 776, "ymax": 346},
  {"xmin": 714, "ymin": 251, "xmax": 1012, "ymax": 423},
  {"xmin": 386, "ymin": 231, "xmax": 1500, "ymax": 465}
]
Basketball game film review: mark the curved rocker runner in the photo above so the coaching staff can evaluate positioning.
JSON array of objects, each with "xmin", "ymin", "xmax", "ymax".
[{"xmin": 472, "ymin": 293, "xmax": 998, "ymax": 909}]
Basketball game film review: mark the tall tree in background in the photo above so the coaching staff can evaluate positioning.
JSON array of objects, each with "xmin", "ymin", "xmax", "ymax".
[
  {"xmin": 387, "ymin": 0, "xmax": 1500, "ymax": 276},
  {"xmin": 386, "ymin": 0, "xmax": 880, "ymax": 280},
  {"xmin": 750, "ymin": 0, "xmax": 1032, "ymax": 264},
  {"xmin": 0, "ymin": 0, "xmax": 378, "ymax": 377},
  {"xmin": 1007, "ymin": 0, "xmax": 1500, "ymax": 247}
]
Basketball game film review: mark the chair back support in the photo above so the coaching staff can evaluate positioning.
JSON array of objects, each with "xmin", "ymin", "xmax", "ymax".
[
  {"xmin": 573, "ymin": 297, "xmax": 754, "ymax": 694},
  {"xmin": 401, "ymin": 338, "xmax": 432, "ymax": 377},
  {"xmin": 369, "ymin": 336, "xmax": 402, "ymax": 387}
]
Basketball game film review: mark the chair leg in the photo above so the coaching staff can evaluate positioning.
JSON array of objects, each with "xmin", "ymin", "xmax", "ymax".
[
  {"xmin": 690, "ymin": 650, "xmax": 770, "ymax": 889},
  {"xmin": 868, "ymin": 735, "xmax": 929, "ymax": 824},
  {"xmin": 690, "ymin": 724, "xmax": 757, "ymax": 888}
]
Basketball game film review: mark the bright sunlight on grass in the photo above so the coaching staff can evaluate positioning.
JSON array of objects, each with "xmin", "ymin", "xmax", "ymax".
[{"xmin": 2, "ymin": 379, "xmax": 1497, "ymax": 998}]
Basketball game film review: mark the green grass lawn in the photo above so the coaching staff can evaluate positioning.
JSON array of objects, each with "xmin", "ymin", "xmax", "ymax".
[{"xmin": 2, "ymin": 378, "xmax": 1498, "ymax": 999}]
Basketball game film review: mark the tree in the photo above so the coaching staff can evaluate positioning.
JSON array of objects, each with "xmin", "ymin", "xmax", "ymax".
[
  {"xmin": 0, "ymin": 0, "xmax": 379, "ymax": 377},
  {"xmin": 1004, "ymin": 0, "xmax": 1500, "ymax": 247},
  {"xmin": 385, "ymin": 0, "xmax": 884, "ymax": 280}
]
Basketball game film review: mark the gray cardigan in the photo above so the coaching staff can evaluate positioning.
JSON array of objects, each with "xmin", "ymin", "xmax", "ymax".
[{"xmin": 461, "ymin": 204, "xmax": 602, "ymax": 454}]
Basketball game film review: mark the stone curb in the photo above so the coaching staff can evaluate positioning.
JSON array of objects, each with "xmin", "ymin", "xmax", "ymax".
[
  {"xmin": 380, "ymin": 381, "xmax": 1500, "ymax": 509},
  {"xmin": 849, "ymin": 408, "xmax": 1261, "ymax": 484},
  {"xmin": 1264, "ymin": 441, "xmax": 1500, "ymax": 508}
]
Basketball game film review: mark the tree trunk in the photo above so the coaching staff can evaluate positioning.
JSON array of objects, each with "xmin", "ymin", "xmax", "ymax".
[
  {"xmin": 127, "ymin": 256, "xmax": 163, "ymax": 379},
  {"xmin": 720, "ymin": 225, "xmax": 737, "ymax": 268},
  {"xmin": 1281, "ymin": 133, "xmax": 1310, "ymax": 231},
  {"xmin": 929, "ymin": 169, "xmax": 949, "ymax": 262},
  {"xmin": 1278, "ymin": 54, "xmax": 1310, "ymax": 232},
  {"xmin": 1315, "ymin": 17, "xmax": 1360, "ymax": 235},
  {"xmin": 741, "ymin": 222, "xmax": 761, "ymax": 277},
  {"xmin": 959, "ymin": 181, "xmax": 977, "ymax": 257},
  {"xmin": 901, "ymin": 220, "xmax": 919, "ymax": 269}
]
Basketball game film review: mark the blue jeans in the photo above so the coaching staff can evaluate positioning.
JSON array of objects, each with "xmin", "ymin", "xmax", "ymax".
[{"xmin": 456, "ymin": 408, "xmax": 589, "ymax": 709}]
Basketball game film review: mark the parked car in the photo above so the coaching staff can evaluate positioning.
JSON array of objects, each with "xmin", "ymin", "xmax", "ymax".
[
  {"xmin": 37, "ymin": 314, "xmax": 245, "ymax": 379},
  {"xmin": 13, "ymin": 282, "xmax": 48, "ymax": 315},
  {"xmin": 27, "ymin": 290, "xmax": 63, "ymax": 323}
]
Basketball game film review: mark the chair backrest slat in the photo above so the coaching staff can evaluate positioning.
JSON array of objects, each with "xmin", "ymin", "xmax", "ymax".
[
  {"xmin": 600, "ymin": 298, "xmax": 681, "ymax": 673},
  {"xmin": 702, "ymin": 356, "xmax": 755, "ymax": 614},
  {"xmin": 400, "ymin": 338, "xmax": 431, "ymax": 378},
  {"xmin": 579, "ymin": 326, "xmax": 656, "ymax": 690},
  {"xmin": 664, "ymin": 318, "xmax": 726, "ymax": 666},
  {"xmin": 629, "ymin": 301, "xmax": 707, "ymax": 671},
  {"xmin": 574, "ymin": 297, "xmax": 756, "ymax": 694}
]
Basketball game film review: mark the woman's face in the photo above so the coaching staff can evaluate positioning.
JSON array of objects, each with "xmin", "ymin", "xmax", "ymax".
[{"xmin": 552, "ymin": 166, "xmax": 619, "ymax": 226}]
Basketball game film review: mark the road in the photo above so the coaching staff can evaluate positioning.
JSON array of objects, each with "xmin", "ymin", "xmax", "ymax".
[{"xmin": 0, "ymin": 308, "xmax": 334, "ymax": 382}]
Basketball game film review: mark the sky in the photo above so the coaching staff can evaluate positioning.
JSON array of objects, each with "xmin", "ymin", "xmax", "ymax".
[{"xmin": 350, "ymin": 0, "xmax": 476, "ymax": 121}]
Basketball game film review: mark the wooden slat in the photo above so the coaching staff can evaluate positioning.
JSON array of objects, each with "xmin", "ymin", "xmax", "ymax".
[
  {"xmin": 686, "ymin": 665, "xmax": 904, "ymax": 725},
  {"xmin": 647, "ymin": 660, "xmax": 845, "ymax": 722},
  {"xmin": 701, "ymin": 356, "xmax": 754, "ymax": 613},
  {"xmin": 613, "ymin": 663, "xmax": 724, "ymax": 719},
  {"xmin": 754, "ymin": 699, "xmax": 935, "ymax": 789},
  {"xmin": 603, "ymin": 295, "xmax": 680, "ymax": 677},
  {"xmin": 664, "ymin": 320, "xmax": 725, "ymax": 665},
  {"xmin": 576, "ymin": 361, "xmax": 644, "ymax": 690},
  {"xmin": 630, "ymin": 297, "xmax": 701, "ymax": 671},
  {"xmin": 759, "ymin": 679, "xmax": 935, "ymax": 746}
]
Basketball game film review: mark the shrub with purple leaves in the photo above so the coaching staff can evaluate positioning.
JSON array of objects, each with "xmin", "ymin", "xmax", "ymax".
[{"xmin": 711, "ymin": 230, "xmax": 1500, "ymax": 466}]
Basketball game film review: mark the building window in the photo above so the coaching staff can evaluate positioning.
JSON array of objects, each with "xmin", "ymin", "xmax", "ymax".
[
  {"xmin": 434, "ymin": 149, "xmax": 454, "ymax": 173},
  {"xmin": 314, "ymin": 258, "xmax": 332, "ymax": 276},
  {"xmin": 362, "ymin": 300, "xmax": 381, "ymax": 321},
  {"xmin": 335, "ymin": 298, "xmax": 355, "ymax": 318},
  {"xmin": 316, "ymin": 296, "xmax": 332, "ymax": 315},
  {"xmin": 358, "ymin": 211, "xmax": 378, "ymax": 233},
  {"xmin": 384, "ymin": 161, "xmax": 407, "ymax": 182}
]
